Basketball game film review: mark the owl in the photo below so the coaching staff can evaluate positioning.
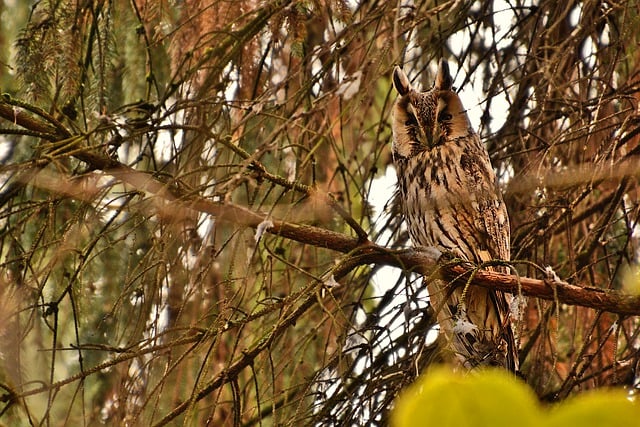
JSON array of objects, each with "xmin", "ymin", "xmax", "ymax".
[{"xmin": 391, "ymin": 59, "xmax": 517, "ymax": 371}]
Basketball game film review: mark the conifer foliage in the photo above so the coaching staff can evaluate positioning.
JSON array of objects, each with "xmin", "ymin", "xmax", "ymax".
[{"xmin": 0, "ymin": 1, "xmax": 639, "ymax": 425}]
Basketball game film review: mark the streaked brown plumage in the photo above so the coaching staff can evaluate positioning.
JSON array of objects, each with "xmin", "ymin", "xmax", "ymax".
[{"xmin": 391, "ymin": 59, "xmax": 517, "ymax": 371}]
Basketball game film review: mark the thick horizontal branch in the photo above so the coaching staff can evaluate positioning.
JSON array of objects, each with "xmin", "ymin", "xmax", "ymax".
[
  {"xmin": 443, "ymin": 263, "xmax": 640, "ymax": 316},
  {"xmin": 192, "ymin": 198, "xmax": 640, "ymax": 317},
  {"xmin": 325, "ymin": 245, "xmax": 640, "ymax": 316},
  {"xmin": 455, "ymin": 266, "xmax": 640, "ymax": 315}
]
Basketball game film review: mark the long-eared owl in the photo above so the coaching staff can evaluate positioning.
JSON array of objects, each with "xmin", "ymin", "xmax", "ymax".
[{"xmin": 391, "ymin": 59, "xmax": 517, "ymax": 371}]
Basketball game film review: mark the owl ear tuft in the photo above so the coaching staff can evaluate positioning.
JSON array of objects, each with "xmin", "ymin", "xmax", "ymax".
[
  {"xmin": 392, "ymin": 66, "xmax": 412, "ymax": 96},
  {"xmin": 435, "ymin": 59, "xmax": 453, "ymax": 91}
]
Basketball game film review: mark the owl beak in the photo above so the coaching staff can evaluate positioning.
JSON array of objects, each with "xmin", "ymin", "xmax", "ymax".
[
  {"xmin": 427, "ymin": 127, "xmax": 436, "ymax": 147},
  {"xmin": 429, "ymin": 124, "xmax": 441, "ymax": 147}
]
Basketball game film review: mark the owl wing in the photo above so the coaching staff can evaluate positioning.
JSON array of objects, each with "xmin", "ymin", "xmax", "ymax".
[
  {"xmin": 463, "ymin": 147, "xmax": 517, "ymax": 370},
  {"xmin": 459, "ymin": 145, "xmax": 511, "ymax": 264},
  {"xmin": 478, "ymin": 197, "xmax": 510, "ymax": 264}
]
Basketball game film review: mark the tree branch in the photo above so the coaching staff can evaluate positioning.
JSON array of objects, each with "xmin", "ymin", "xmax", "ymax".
[
  {"xmin": 442, "ymin": 264, "xmax": 640, "ymax": 316},
  {"xmin": 1, "ymin": 100, "xmax": 639, "ymax": 317},
  {"xmin": 318, "ymin": 245, "xmax": 640, "ymax": 316}
]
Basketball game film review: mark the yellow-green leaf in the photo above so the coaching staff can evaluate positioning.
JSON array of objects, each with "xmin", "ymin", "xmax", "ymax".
[
  {"xmin": 547, "ymin": 391, "xmax": 640, "ymax": 427},
  {"xmin": 391, "ymin": 367, "xmax": 539, "ymax": 427}
]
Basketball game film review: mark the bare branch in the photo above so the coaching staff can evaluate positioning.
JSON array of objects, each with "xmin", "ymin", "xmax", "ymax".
[{"xmin": 6, "ymin": 116, "xmax": 638, "ymax": 317}]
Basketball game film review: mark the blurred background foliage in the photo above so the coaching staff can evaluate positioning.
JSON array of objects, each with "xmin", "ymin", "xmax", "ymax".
[
  {"xmin": 391, "ymin": 367, "xmax": 640, "ymax": 427},
  {"xmin": 0, "ymin": 0, "xmax": 639, "ymax": 425}
]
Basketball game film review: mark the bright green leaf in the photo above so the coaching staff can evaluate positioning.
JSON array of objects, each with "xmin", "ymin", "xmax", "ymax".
[
  {"xmin": 547, "ymin": 391, "xmax": 640, "ymax": 427},
  {"xmin": 392, "ymin": 368, "xmax": 640, "ymax": 427},
  {"xmin": 391, "ymin": 367, "xmax": 539, "ymax": 427}
]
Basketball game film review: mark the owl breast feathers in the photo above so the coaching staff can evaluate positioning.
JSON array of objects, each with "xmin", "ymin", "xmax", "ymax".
[{"xmin": 391, "ymin": 59, "xmax": 517, "ymax": 371}]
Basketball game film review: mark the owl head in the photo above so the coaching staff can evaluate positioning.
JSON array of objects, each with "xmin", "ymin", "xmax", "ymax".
[{"xmin": 391, "ymin": 59, "xmax": 472, "ymax": 159}]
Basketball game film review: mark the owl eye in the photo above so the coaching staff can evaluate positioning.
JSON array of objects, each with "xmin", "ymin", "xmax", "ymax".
[{"xmin": 438, "ymin": 111, "xmax": 452, "ymax": 122}]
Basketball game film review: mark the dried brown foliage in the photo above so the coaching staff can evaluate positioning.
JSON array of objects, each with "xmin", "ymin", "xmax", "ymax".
[{"xmin": 0, "ymin": 0, "xmax": 639, "ymax": 425}]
